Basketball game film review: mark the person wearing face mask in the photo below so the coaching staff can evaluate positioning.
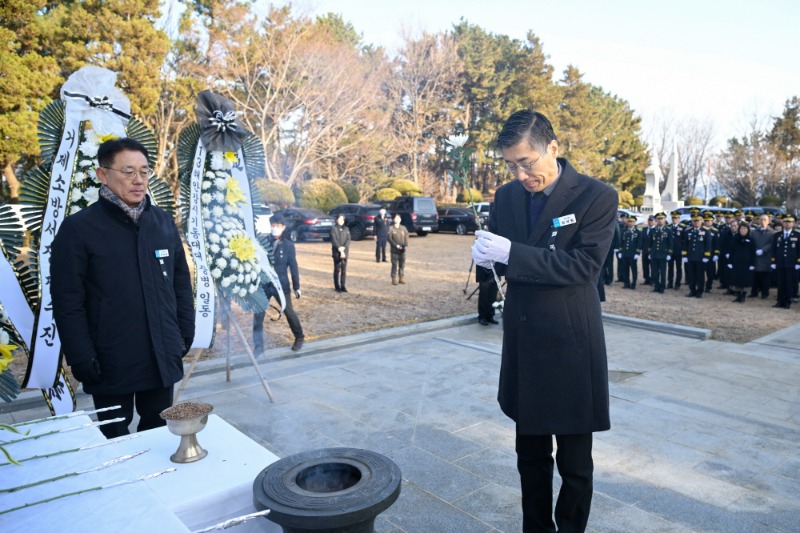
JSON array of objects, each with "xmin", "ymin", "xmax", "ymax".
[
  {"xmin": 330, "ymin": 213, "xmax": 351, "ymax": 292},
  {"xmin": 388, "ymin": 213, "xmax": 409, "ymax": 285},
  {"xmin": 374, "ymin": 207, "xmax": 389, "ymax": 263},
  {"xmin": 253, "ymin": 213, "xmax": 304, "ymax": 353}
]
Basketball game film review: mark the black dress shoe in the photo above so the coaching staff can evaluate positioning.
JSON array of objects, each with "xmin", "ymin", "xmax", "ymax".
[
  {"xmin": 341, "ymin": 287, "xmax": 348, "ymax": 293},
  {"xmin": 478, "ymin": 318, "xmax": 489, "ymax": 326},
  {"xmin": 487, "ymin": 317, "xmax": 499, "ymax": 325},
  {"xmin": 291, "ymin": 338, "xmax": 304, "ymax": 351},
  {"xmin": 695, "ymin": 293, "xmax": 703, "ymax": 298},
  {"xmin": 382, "ymin": 259, "xmax": 387, "ymax": 262},
  {"xmin": 773, "ymin": 303, "xmax": 783, "ymax": 308},
  {"xmin": 686, "ymin": 292, "xmax": 696, "ymax": 297}
]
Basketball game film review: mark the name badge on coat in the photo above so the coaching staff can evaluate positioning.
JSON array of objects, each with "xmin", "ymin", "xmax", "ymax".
[{"xmin": 553, "ymin": 214, "xmax": 576, "ymax": 228}]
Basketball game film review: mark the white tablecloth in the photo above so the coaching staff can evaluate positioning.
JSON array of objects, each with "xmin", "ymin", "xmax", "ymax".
[{"xmin": 0, "ymin": 414, "xmax": 280, "ymax": 533}]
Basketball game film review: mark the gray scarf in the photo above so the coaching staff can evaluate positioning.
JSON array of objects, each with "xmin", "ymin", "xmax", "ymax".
[{"xmin": 100, "ymin": 184, "xmax": 146, "ymax": 224}]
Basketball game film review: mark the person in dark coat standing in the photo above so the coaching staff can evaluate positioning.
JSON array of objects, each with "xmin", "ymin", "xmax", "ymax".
[
  {"xmin": 648, "ymin": 212, "xmax": 672, "ymax": 293},
  {"xmin": 641, "ymin": 215, "xmax": 655, "ymax": 285},
  {"xmin": 750, "ymin": 214, "xmax": 775, "ymax": 299},
  {"xmin": 602, "ymin": 221, "xmax": 620, "ymax": 285},
  {"xmin": 330, "ymin": 214, "xmax": 351, "ymax": 292},
  {"xmin": 702, "ymin": 213, "xmax": 721, "ymax": 293},
  {"xmin": 388, "ymin": 213, "xmax": 409, "ymax": 285},
  {"xmin": 770, "ymin": 214, "xmax": 800, "ymax": 309},
  {"xmin": 472, "ymin": 110, "xmax": 617, "ymax": 533},
  {"xmin": 667, "ymin": 212, "xmax": 685, "ymax": 289},
  {"xmin": 51, "ymin": 138, "xmax": 195, "ymax": 439},
  {"xmin": 727, "ymin": 222, "xmax": 756, "ymax": 302},
  {"xmin": 682, "ymin": 214, "xmax": 712, "ymax": 298},
  {"xmin": 617, "ymin": 215, "xmax": 642, "ymax": 289},
  {"xmin": 253, "ymin": 213, "xmax": 305, "ymax": 352},
  {"xmin": 374, "ymin": 207, "xmax": 389, "ymax": 262},
  {"xmin": 476, "ymin": 265, "xmax": 499, "ymax": 325}
]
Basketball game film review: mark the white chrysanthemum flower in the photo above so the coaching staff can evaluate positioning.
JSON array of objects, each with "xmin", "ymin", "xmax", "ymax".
[
  {"xmin": 79, "ymin": 159, "xmax": 94, "ymax": 167},
  {"xmin": 73, "ymin": 172, "xmax": 86, "ymax": 183},
  {"xmin": 203, "ymin": 221, "xmax": 213, "ymax": 229},
  {"xmin": 70, "ymin": 205, "xmax": 82, "ymax": 214},
  {"xmin": 84, "ymin": 187, "xmax": 99, "ymax": 203},
  {"xmin": 446, "ymin": 134, "xmax": 469, "ymax": 148},
  {"xmin": 214, "ymin": 191, "xmax": 225, "ymax": 203},
  {"xmin": 210, "ymin": 152, "xmax": 225, "ymax": 170},
  {"xmin": 216, "ymin": 258, "xmax": 227, "ymax": 269},
  {"xmin": 201, "ymin": 193, "xmax": 213, "ymax": 204},
  {"xmin": 230, "ymin": 258, "xmax": 239, "ymax": 268},
  {"xmin": 79, "ymin": 140, "xmax": 99, "ymax": 158},
  {"xmin": 211, "ymin": 268, "xmax": 222, "ymax": 279},
  {"xmin": 205, "ymin": 171, "xmax": 216, "ymax": 179},
  {"xmin": 201, "ymin": 179, "xmax": 212, "ymax": 190},
  {"xmin": 0, "ymin": 329, "xmax": 8, "ymax": 345},
  {"xmin": 237, "ymin": 273, "xmax": 244, "ymax": 283},
  {"xmin": 221, "ymin": 278, "xmax": 231, "ymax": 288},
  {"xmin": 208, "ymin": 233, "xmax": 220, "ymax": 243},
  {"xmin": 244, "ymin": 263, "xmax": 252, "ymax": 272},
  {"xmin": 215, "ymin": 178, "xmax": 227, "ymax": 190},
  {"xmin": 220, "ymin": 238, "xmax": 228, "ymax": 246},
  {"xmin": 215, "ymin": 224, "xmax": 223, "ymax": 234},
  {"xmin": 209, "ymin": 243, "xmax": 220, "ymax": 254},
  {"xmin": 216, "ymin": 170, "xmax": 228, "ymax": 178},
  {"xmin": 238, "ymin": 288, "xmax": 248, "ymax": 297},
  {"xmin": 202, "ymin": 207, "xmax": 210, "ymax": 217},
  {"xmin": 221, "ymin": 248, "xmax": 231, "ymax": 258},
  {"xmin": 70, "ymin": 188, "xmax": 83, "ymax": 202},
  {"xmin": 224, "ymin": 204, "xmax": 238, "ymax": 215},
  {"xmin": 87, "ymin": 168, "xmax": 97, "ymax": 179},
  {"xmin": 248, "ymin": 285, "xmax": 257, "ymax": 294},
  {"xmin": 212, "ymin": 206, "xmax": 224, "ymax": 217}
]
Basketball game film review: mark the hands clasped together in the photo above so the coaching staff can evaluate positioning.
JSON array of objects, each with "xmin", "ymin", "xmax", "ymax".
[{"xmin": 472, "ymin": 230, "xmax": 511, "ymax": 268}]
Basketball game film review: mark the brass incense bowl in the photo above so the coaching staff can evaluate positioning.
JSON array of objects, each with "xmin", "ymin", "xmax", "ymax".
[{"xmin": 160, "ymin": 402, "xmax": 213, "ymax": 464}]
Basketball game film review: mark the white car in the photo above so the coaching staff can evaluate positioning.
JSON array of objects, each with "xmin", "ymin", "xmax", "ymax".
[{"xmin": 617, "ymin": 208, "xmax": 648, "ymax": 227}]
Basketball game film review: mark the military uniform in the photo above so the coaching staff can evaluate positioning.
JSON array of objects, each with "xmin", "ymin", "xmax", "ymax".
[
  {"xmin": 618, "ymin": 216, "xmax": 642, "ymax": 289},
  {"xmin": 648, "ymin": 213, "xmax": 672, "ymax": 293},
  {"xmin": 682, "ymin": 215, "xmax": 711, "ymax": 297},
  {"xmin": 770, "ymin": 218, "xmax": 800, "ymax": 309},
  {"xmin": 702, "ymin": 215, "xmax": 720, "ymax": 292},
  {"xmin": 667, "ymin": 213, "xmax": 685, "ymax": 289}
]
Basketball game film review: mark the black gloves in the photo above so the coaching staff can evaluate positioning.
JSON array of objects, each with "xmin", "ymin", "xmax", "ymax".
[
  {"xmin": 71, "ymin": 358, "xmax": 102, "ymax": 385},
  {"xmin": 182, "ymin": 337, "xmax": 193, "ymax": 357}
]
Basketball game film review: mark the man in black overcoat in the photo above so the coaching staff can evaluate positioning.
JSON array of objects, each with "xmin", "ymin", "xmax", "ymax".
[{"xmin": 472, "ymin": 110, "xmax": 617, "ymax": 532}]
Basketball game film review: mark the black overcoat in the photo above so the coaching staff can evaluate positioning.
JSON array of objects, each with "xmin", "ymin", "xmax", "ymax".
[
  {"xmin": 728, "ymin": 234, "xmax": 756, "ymax": 288},
  {"xmin": 51, "ymin": 196, "xmax": 195, "ymax": 395},
  {"xmin": 490, "ymin": 159, "xmax": 617, "ymax": 435}
]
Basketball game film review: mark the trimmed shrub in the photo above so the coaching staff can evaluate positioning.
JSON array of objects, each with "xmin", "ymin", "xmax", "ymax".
[
  {"xmin": 388, "ymin": 178, "xmax": 422, "ymax": 196},
  {"xmin": 759, "ymin": 195, "xmax": 782, "ymax": 207},
  {"xmin": 686, "ymin": 196, "xmax": 704, "ymax": 206},
  {"xmin": 255, "ymin": 179, "xmax": 295, "ymax": 208},
  {"xmin": 456, "ymin": 187, "xmax": 483, "ymax": 203},
  {"xmin": 339, "ymin": 181, "xmax": 361, "ymax": 203},
  {"xmin": 297, "ymin": 179, "xmax": 348, "ymax": 212},
  {"xmin": 618, "ymin": 190, "xmax": 634, "ymax": 208},
  {"xmin": 373, "ymin": 188, "xmax": 401, "ymax": 201}
]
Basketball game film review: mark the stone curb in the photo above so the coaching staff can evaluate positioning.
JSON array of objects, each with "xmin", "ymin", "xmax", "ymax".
[{"xmin": 602, "ymin": 312, "xmax": 711, "ymax": 340}]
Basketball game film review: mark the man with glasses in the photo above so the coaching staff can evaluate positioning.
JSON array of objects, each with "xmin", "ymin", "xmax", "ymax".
[
  {"xmin": 472, "ymin": 110, "xmax": 617, "ymax": 532},
  {"xmin": 52, "ymin": 138, "xmax": 195, "ymax": 438}
]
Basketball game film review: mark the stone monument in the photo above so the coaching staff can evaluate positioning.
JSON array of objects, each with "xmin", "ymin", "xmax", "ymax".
[
  {"xmin": 641, "ymin": 154, "xmax": 663, "ymax": 214},
  {"xmin": 661, "ymin": 141, "xmax": 684, "ymax": 213}
]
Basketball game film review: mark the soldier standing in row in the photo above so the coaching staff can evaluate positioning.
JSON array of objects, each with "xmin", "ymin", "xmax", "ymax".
[
  {"xmin": 702, "ymin": 213, "xmax": 720, "ymax": 293},
  {"xmin": 667, "ymin": 211, "xmax": 685, "ymax": 290},
  {"xmin": 770, "ymin": 214, "xmax": 800, "ymax": 309},
  {"xmin": 641, "ymin": 215, "xmax": 656, "ymax": 286},
  {"xmin": 683, "ymin": 214, "xmax": 711, "ymax": 298},
  {"xmin": 648, "ymin": 212, "xmax": 672, "ymax": 294},
  {"xmin": 750, "ymin": 214, "xmax": 775, "ymax": 299},
  {"xmin": 617, "ymin": 215, "xmax": 641, "ymax": 289}
]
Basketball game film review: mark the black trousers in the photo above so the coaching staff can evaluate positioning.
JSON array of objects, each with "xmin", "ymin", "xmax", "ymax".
[
  {"xmin": 92, "ymin": 385, "xmax": 173, "ymax": 439},
  {"xmin": 776, "ymin": 267, "xmax": 797, "ymax": 307},
  {"xmin": 686, "ymin": 260, "xmax": 705, "ymax": 294},
  {"xmin": 517, "ymin": 432, "xmax": 594, "ymax": 533},
  {"xmin": 642, "ymin": 252, "xmax": 651, "ymax": 283},
  {"xmin": 253, "ymin": 289, "xmax": 304, "ymax": 347},
  {"xmin": 667, "ymin": 255, "xmax": 682, "ymax": 287},
  {"xmin": 619, "ymin": 256, "xmax": 637, "ymax": 287},
  {"xmin": 651, "ymin": 258, "xmax": 667, "ymax": 291},
  {"xmin": 333, "ymin": 257, "xmax": 347, "ymax": 289},
  {"xmin": 704, "ymin": 259, "xmax": 716, "ymax": 290},
  {"xmin": 751, "ymin": 271, "xmax": 771, "ymax": 297},
  {"xmin": 376, "ymin": 236, "xmax": 387, "ymax": 261},
  {"xmin": 602, "ymin": 249, "xmax": 614, "ymax": 284},
  {"xmin": 478, "ymin": 279, "xmax": 498, "ymax": 319}
]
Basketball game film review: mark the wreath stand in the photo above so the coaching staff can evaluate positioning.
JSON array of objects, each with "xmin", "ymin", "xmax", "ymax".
[{"xmin": 175, "ymin": 295, "xmax": 274, "ymax": 403}]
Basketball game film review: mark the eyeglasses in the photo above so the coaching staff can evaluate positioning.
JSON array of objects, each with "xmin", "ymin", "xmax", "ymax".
[
  {"xmin": 102, "ymin": 167, "xmax": 151, "ymax": 180},
  {"xmin": 505, "ymin": 152, "xmax": 546, "ymax": 175}
]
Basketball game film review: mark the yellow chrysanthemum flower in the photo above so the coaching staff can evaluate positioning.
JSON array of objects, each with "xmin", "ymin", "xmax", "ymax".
[
  {"xmin": 229, "ymin": 235, "xmax": 256, "ymax": 262},
  {"xmin": 226, "ymin": 178, "xmax": 246, "ymax": 205},
  {"xmin": 98, "ymin": 133, "xmax": 120, "ymax": 143},
  {"xmin": 0, "ymin": 344, "xmax": 17, "ymax": 373},
  {"xmin": 224, "ymin": 151, "xmax": 239, "ymax": 164}
]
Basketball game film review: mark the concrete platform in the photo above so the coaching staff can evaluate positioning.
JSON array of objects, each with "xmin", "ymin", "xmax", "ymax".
[{"xmin": 3, "ymin": 315, "xmax": 799, "ymax": 532}]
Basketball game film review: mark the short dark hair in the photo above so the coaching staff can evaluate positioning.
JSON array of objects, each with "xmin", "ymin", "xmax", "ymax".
[
  {"xmin": 496, "ymin": 110, "xmax": 557, "ymax": 152},
  {"xmin": 269, "ymin": 213, "xmax": 284, "ymax": 226},
  {"xmin": 97, "ymin": 138, "xmax": 149, "ymax": 168}
]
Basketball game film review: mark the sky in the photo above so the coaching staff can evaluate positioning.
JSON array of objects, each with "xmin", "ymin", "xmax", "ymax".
[{"xmin": 273, "ymin": 0, "xmax": 800, "ymax": 150}]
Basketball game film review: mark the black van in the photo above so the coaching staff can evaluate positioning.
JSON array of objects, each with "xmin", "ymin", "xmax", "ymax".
[{"xmin": 390, "ymin": 196, "xmax": 439, "ymax": 236}]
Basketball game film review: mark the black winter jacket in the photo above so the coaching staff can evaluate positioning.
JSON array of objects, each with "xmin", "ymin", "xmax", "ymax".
[{"xmin": 51, "ymin": 196, "xmax": 195, "ymax": 395}]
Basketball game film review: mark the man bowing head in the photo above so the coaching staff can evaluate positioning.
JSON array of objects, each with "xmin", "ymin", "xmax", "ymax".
[{"xmin": 472, "ymin": 110, "xmax": 618, "ymax": 533}]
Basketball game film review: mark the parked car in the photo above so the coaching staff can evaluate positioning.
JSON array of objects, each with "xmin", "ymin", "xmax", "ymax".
[
  {"xmin": 617, "ymin": 208, "xmax": 648, "ymax": 226},
  {"xmin": 328, "ymin": 203, "xmax": 382, "ymax": 241},
  {"xmin": 740, "ymin": 206, "xmax": 786, "ymax": 217},
  {"xmin": 671, "ymin": 205, "xmax": 735, "ymax": 224},
  {"xmin": 468, "ymin": 202, "xmax": 491, "ymax": 227},
  {"xmin": 272, "ymin": 208, "xmax": 335, "ymax": 242},
  {"xmin": 390, "ymin": 196, "xmax": 438, "ymax": 236},
  {"xmin": 434, "ymin": 207, "xmax": 481, "ymax": 235}
]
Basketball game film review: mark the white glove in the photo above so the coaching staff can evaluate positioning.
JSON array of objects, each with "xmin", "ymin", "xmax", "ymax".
[
  {"xmin": 770, "ymin": 264, "xmax": 776, "ymax": 270},
  {"xmin": 617, "ymin": 252, "xmax": 622, "ymax": 259},
  {"xmin": 648, "ymin": 254, "xmax": 652, "ymax": 260},
  {"xmin": 796, "ymin": 265, "xmax": 800, "ymax": 270},
  {"xmin": 725, "ymin": 253, "xmax": 730, "ymax": 259},
  {"xmin": 666, "ymin": 255, "xmax": 671, "ymax": 261},
  {"xmin": 294, "ymin": 289, "xmax": 301, "ymax": 299},
  {"xmin": 633, "ymin": 254, "xmax": 639, "ymax": 260},
  {"xmin": 713, "ymin": 255, "xmax": 719, "ymax": 262},
  {"xmin": 473, "ymin": 230, "xmax": 511, "ymax": 267},
  {"xmin": 756, "ymin": 249, "xmax": 763, "ymax": 256},
  {"xmin": 682, "ymin": 257, "xmax": 688, "ymax": 263},
  {"xmin": 613, "ymin": 249, "xmax": 619, "ymax": 253},
  {"xmin": 749, "ymin": 266, "xmax": 755, "ymax": 271},
  {"xmin": 702, "ymin": 258, "xmax": 709, "ymax": 263},
  {"xmin": 727, "ymin": 264, "xmax": 733, "ymax": 269}
]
